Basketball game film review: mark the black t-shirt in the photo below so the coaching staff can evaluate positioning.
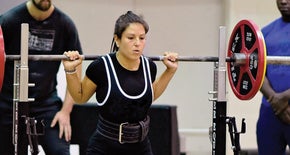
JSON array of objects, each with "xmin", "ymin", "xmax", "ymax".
[{"xmin": 0, "ymin": 3, "xmax": 82, "ymax": 110}]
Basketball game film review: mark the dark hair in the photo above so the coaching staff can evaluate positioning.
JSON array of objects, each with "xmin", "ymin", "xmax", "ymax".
[{"xmin": 110, "ymin": 11, "xmax": 149, "ymax": 53}]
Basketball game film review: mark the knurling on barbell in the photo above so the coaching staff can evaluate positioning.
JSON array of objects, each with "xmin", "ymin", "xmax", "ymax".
[{"xmin": 0, "ymin": 20, "xmax": 285, "ymax": 100}]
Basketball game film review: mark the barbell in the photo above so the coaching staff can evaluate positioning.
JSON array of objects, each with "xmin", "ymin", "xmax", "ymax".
[{"xmin": 0, "ymin": 20, "xmax": 290, "ymax": 100}]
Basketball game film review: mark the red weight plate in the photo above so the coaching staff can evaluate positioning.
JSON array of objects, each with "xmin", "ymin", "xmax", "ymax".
[
  {"xmin": 0, "ymin": 26, "xmax": 6, "ymax": 91},
  {"xmin": 227, "ymin": 20, "xmax": 266, "ymax": 100}
]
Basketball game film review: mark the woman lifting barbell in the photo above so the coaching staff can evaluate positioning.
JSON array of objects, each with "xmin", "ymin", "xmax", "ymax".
[{"xmin": 62, "ymin": 11, "xmax": 178, "ymax": 155}]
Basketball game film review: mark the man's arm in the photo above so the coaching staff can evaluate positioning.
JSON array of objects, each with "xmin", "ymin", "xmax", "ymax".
[{"xmin": 50, "ymin": 64, "xmax": 82, "ymax": 141}]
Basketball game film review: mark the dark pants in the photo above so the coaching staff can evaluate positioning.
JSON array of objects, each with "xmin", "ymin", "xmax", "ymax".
[
  {"xmin": 0, "ymin": 104, "xmax": 70, "ymax": 155},
  {"xmin": 87, "ymin": 129, "xmax": 153, "ymax": 155},
  {"xmin": 257, "ymin": 104, "xmax": 290, "ymax": 155}
]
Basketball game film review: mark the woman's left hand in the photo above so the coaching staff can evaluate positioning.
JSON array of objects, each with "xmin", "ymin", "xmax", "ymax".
[{"xmin": 163, "ymin": 52, "xmax": 178, "ymax": 72}]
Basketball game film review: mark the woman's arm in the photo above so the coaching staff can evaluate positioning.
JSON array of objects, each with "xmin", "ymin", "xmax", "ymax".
[
  {"xmin": 62, "ymin": 51, "xmax": 97, "ymax": 103},
  {"xmin": 65, "ymin": 74, "xmax": 96, "ymax": 104},
  {"xmin": 152, "ymin": 52, "xmax": 178, "ymax": 101}
]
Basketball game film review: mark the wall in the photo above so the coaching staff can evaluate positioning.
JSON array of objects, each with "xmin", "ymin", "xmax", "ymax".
[{"xmin": 0, "ymin": 0, "xmax": 279, "ymax": 154}]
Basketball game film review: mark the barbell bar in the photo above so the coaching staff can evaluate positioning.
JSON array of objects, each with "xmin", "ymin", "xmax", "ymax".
[
  {"xmin": 4, "ymin": 54, "xmax": 290, "ymax": 64},
  {"xmin": 1, "ymin": 20, "xmax": 290, "ymax": 100},
  {"xmin": 4, "ymin": 54, "xmax": 231, "ymax": 62}
]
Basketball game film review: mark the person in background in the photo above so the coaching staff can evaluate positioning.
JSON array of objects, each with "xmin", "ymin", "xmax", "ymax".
[
  {"xmin": 0, "ymin": 0, "xmax": 82, "ymax": 154},
  {"xmin": 63, "ymin": 11, "xmax": 178, "ymax": 155},
  {"xmin": 257, "ymin": 0, "xmax": 290, "ymax": 154}
]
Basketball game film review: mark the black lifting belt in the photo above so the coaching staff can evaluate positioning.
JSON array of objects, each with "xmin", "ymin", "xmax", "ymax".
[{"xmin": 96, "ymin": 115, "xmax": 150, "ymax": 144}]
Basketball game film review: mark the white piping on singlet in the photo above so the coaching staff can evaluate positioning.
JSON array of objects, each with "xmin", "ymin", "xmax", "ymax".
[
  {"xmin": 95, "ymin": 56, "xmax": 112, "ymax": 106},
  {"xmin": 95, "ymin": 54, "xmax": 154, "ymax": 105},
  {"xmin": 107, "ymin": 54, "xmax": 148, "ymax": 99},
  {"xmin": 144, "ymin": 57, "xmax": 154, "ymax": 103}
]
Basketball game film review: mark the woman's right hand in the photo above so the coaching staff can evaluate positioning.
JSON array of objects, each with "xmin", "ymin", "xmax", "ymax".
[{"xmin": 62, "ymin": 51, "xmax": 83, "ymax": 72}]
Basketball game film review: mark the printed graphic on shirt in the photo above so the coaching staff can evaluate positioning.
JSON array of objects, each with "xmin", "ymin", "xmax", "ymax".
[{"xmin": 29, "ymin": 29, "xmax": 55, "ymax": 51}]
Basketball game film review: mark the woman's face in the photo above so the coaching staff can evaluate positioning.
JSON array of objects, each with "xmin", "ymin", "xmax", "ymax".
[{"xmin": 115, "ymin": 23, "xmax": 146, "ymax": 61}]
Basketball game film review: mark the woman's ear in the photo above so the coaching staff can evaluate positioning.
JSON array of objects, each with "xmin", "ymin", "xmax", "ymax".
[{"xmin": 114, "ymin": 35, "xmax": 119, "ymax": 47}]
